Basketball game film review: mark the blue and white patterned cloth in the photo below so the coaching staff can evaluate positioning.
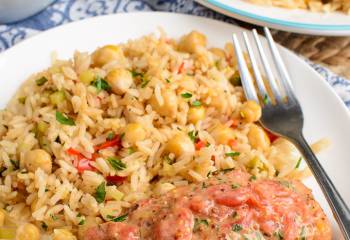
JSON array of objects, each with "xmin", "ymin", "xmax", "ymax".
[{"xmin": 1, "ymin": 0, "xmax": 349, "ymax": 108}]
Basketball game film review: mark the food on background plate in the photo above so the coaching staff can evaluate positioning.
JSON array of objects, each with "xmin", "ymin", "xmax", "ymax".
[
  {"xmin": 0, "ymin": 30, "xmax": 328, "ymax": 239},
  {"xmin": 247, "ymin": 0, "xmax": 350, "ymax": 14}
]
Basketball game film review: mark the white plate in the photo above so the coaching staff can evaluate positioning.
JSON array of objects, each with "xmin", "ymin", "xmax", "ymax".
[
  {"xmin": 0, "ymin": 12, "xmax": 349, "ymax": 238},
  {"xmin": 196, "ymin": 0, "xmax": 350, "ymax": 36}
]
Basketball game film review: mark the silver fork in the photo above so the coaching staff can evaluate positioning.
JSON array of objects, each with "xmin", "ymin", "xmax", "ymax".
[{"xmin": 232, "ymin": 27, "xmax": 350, "ymax": 239}]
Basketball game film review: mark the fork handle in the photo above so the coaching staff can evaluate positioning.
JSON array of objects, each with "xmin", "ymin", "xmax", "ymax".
[{"xmin": 293, "ymin": 134, "xmax": 350, "ymax": 239}]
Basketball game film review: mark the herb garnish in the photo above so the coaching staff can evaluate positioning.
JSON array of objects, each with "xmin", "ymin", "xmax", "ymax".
[
  {"xmin": 36, "ymin": 76, "xmax": 48, "ymax": 86},
  {"xmin": 225, "ymin": 152, "xmax": 240, "ymax": 157},
  {"xmin": 263, "ymin": 94, "xmax": 269, "ymax": 105},
  {"xmin": 41, "ymin": 222, "xmax": 48, "ymax": 231},
  {"xmin": 10, "ymin": 160, "xmax": 19, "ymax": 170},
  {"xmin": 191, "ymin": 100, "xmax": 201, "ymax": 107},
  {"xmin": 221, "ymin": 168, "xmax": 234, "ymax": 173},
  {"xmin": 193, "ymin": 218, "xmax": 209, "ymax": 232},
  {"xmin": 95, "ymin": 182, "xmax": 106, "ymax": 203},
  {"xmin": 107, "ymin": 157, "xmax": 126, "ymax": 171},
  {"xmin": 141, "ymin": 79, "xmax": 150, "ymax": 88},
  {"xmin": 295, "ymin": 157, "xmax": 302, "ymax": 169},
  {"xmin": 91, "ymin": 77, "xmax": 111, "ymax": 92},
  {"xmin": 249, "ymin": 175, "xmax": 257, "ymax": 181},
  {"xmin": 188, "ymin": 130, "xmax": 198, "ymax": 142},
  {"xmin": 231, "ymin": 184, "xmax": 240, "ymax": 189},
  {"xmin": 78, "ymin": 219, "xmax": 85, "ymax": 225},
  {"xmin": 273, "ymin": 230, "xmax": 284, "ymax": 240},
  {"xmin": 107, "ymin": 214, "xmax": 128, "ymax": 222},
  {"xmin": 107, "ymin": 132, "xmax": 116, "ymax": 141},
  {"xmin": 232, "ymin": 224, "xmax": 243, "ymax": 232},
  {"xmin": 300, "ymin": 226, "xmax": 306, "ymax": 240},
  {"xmin": 56, "ymin": 111, "xmax": 75, "ymax": 126},
  {"xmin": 181, "ymin": 92, "xmax": 192, "ymax": 98}
]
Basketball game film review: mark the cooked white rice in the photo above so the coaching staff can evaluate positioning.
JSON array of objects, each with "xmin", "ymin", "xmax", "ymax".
[{"xmin": 0, "ymin": 30, "xmax": 325, "ymax": 239}]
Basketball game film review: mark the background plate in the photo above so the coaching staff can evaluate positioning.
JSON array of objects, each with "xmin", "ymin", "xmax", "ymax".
[
  {"xmin": 196, "ymin": 0, "xmax": 350, "ymax": 36},
  {"xmin": 0, "ymin": 12, "xmax": 349, "ymax": 238}
]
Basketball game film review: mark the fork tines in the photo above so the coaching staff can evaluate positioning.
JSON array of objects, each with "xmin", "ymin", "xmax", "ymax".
[{"xmin": 232, "ymin": 27, "xmax": 296, "ymax": 105}]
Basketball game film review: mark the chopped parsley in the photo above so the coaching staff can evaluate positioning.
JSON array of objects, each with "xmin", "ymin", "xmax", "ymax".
[
  {"xmin": 141, "ymin": 79, "xmax": 150, "ymax": 88},
  {"xmin": 127, "ymin": 147, "xmax": 135, "ymax": 155},
  {"xmin": 55, "ymin": 111, "xmax": 75, "ymax": 126},
  {"xmin": 181, "ymin": 92, "xmax": 192, "ymax": 98},
  {"xmin": 225, "ymin": 152, "xmax": 240, "ymax": 157},
  {"xmin": 95, "ymin": 182, "xmax": 106, "ymax": 203},
  {"xmin": 279, "ymin": 180, "xmax": 292, "ymax": 188},
  {"xmin": 249, "ymin": 175, "xmax": 257, "ymax": 181},
  {"xmin": 130, "ymin": 70, "xmax": 144, "ymax": 78},
  {"xmin": 191, "ymin": 100, "xmax": 201, "ymax": 107},
  {"xmin": 232, "ymin": 224, "xmax": 243, "ymax": 232},
  {"xmin": 221, "ymin": 168, "xmax": 235, "ymax": 173},
  {"xmin": 232, "ymin": 211, "xmax": 238, "ymax": 219},
  {"xmin": 107, "ymin": 157, "xmax": 126, "ymax": 171},
  {"xmin": 201, "ymin": 182, "xmax": 207, "ymax": 189},
  {"xmin": 193, "ymin": 218, "xmax": 209, "ymax": 232},
  {"xmin": 263, "ymin": 94, "xmax": 269, "ymax": 105},
  {"xmin": 36, "ymin": 76, "xmax": 48, "ymax": 86},
  {"xmin": 50, "ymin": 214, "xmax": 58, "ymax": 221},
  {"xmin": 91, "ymin": 77, "xmax": 111, "ymax": 92},
  {"xmin": 206, "ymin": 171, "xmax": 212, "ymax": 178},
  {"xmin": 107, "ymin": 132, "xmax": 116, "ymax": 141},
  {"xmin": 10, "ymin": 160, "xmax": 19, "ymax": 170},
  {"xmin": 41, "ymin": 222, "xmax": 48, "ymax": 231},
  {"xmin": 273, "ymin": 230, "xmax": 284, "ymax": 240},
  {"xmin": 231, "ymin": 184, "xmax": 240, "ymax": 189},
  {"xmin": 78, "ymin": 219, "xmax": 85, "ymax": 225},
  {"xmin": 275, "ymin": 170, "xmax": 280, "ymax": 177},
  {"xmin": 295, "ymin": 157, "xmax": 302, "ymax": 169},
  {"xmin": 107, "ymin": 213, "xmax": 128, "ymax": 222},
  {"xmin": 165, "ymin": 78, "xmax": 171, "ymax": 83},
  {"xmin": 18, "ymin": 97, "xmax": 26, "ymax": 104},
  {"xmin": 188, "ymin": 130, "xmax": 198, "ymax": 142}
]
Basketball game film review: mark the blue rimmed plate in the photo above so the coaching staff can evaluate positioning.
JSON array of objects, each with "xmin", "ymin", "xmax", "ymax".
[{"xmin": 196, "ymin": 0, "xmax": 350, "ymax": 36}]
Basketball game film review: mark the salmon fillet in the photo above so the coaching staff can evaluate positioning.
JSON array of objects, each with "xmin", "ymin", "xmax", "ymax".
[{"xmin": 83, "ymin": 169, "xmax": 331, "ymax": 240}]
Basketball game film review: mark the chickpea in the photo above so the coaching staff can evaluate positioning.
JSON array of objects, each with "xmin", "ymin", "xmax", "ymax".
[
  {"xmin": 52, "ymin": 229, "xmax": 77, "ymax": 240},
  {"xmin": 16, "ymin": 223, "xmax": 40, "ymax": 240},
  {"xmin": 92, "ymin": 45, "xmax": 124, "ymax": 67},
  {"xmin": 149, "ymin": 89, "xmax": 178, "ymax": 118},
  {"xmin": 165, "ymin": 133, "xmax": 195, "ymax": 158},
  {"xmin": 106, "ymin": 69, "xmax": 133, "ymax": 95},
  {"xmin": 248, "ymin": 124, "xmax": 270, "ymax": 151},
  {"xmin": 178, "ymin": 31, "xmax": 207, "ymax": 54},
  {"xmin": 25, "ymin": 149, "xmax": 52, "ymax": 174},
  {"xmin": 0, "ymin": 209, "xmax": 5, "ymax": 227},
  {"xmin": 124, "ymin": 123, "xmax": 146, "ymax": 144},
  {"xmin": 211, "ymin": 124, "xmax": 235, "ymax": 145},
  {"xmin": 240, "ymin": 100, "xmax": 262, "ymax": 123},
  {"xmin": 187, "ymin": 106, "xmax": 206, "ymax": 124}
]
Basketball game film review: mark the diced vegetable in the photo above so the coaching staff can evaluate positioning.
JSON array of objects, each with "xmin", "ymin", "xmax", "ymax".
[
  {"xmin": 76, "ymin": 159, "xmax": 95, "ymax": 173},
  {"xmin": 94, "ymin": 135, "xmax": 120, "ymax": 151},
  {"xmin": 229, "ymin": 72, "xmax": 241, "ymax": 86},
  {"xmin": 79, "ymin": 70, "xmax": 95, "ymax": 85},
  {"xmin": 18, "ymin": 97, "xmax": 26, "ymax": 104},
  {"xmin": 49, "ymin": 90, "xmax": 65, "ymax": 106},
  {"xmin": 91, "ymin": 77, "xmax": 111, "ymax": 93},
  {"xmin": 95, "ymin": 182, "xmax": 106, "ymax": 203},
  {"xmin": 178, "ymin": 62, "xmax": 185, "ymax": 74},
  {"xmin": 225, "ymin": 152, "xmax": 240, "ymax": 157},
  {"xmin": 191, "ymin": 100, "xmax": 201, "ymax": 107},
  {"xmin": 106, "ymin": 175, "xmax": 127, "ymax": 185},
  {"xmin": 107, "ymin": 157, "xmax": 126, "ymax": 171},
  {"xmin": 56, "ymin": 111, "xmax": 75, "ymax": 126},
  {"xmin": 36, "ymin": 76, "xmax": 48, "ymax": 86},
  {"xmin": 106, "ymin": 214, "xmax": 128, "ymax": 222},
  {"xmin": 181, "ymin": 92, "xmax": 192, "ymax": 99},
  {"xmin": 195, "ymin": 140, "xmax": 206, "ymax": 150}
]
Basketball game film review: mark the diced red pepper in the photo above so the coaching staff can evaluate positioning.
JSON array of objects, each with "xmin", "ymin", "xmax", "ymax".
[
  {"xmin": 106, "ymin": 175, "xmax": 127, "ymax": 185},
  {"xmin": 266, "ymin": 130, "xmax": 279, "ymax": 143},
  {"xmin": 67, "ymin": 147, "xmax": 85, "ymax": 160},
  {"xmin": 178, "ymin": 62, "xmax": 185, "ymax": 74},
  {"xmin": 228, "ymin": 139, "xmax": 237, "ymax": 148},
  {"xmin": 91, "ymin": 153, "xmax": 99, "ymax": 161},
  {"xmin": 195, "ymin": 140, "xmax": 206, "ymax": 150},
  {"xmin": 94, "ymin": 135, "xmax": 121, "ymax": 151},
  {"xmin": 230, "ymin": 119, "xmax": 240, "ymax": 128}
]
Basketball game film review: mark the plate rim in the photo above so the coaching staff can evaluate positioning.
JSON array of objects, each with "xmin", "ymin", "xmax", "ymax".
[{"xmin": 198, "ymin": 0, "xmax": 350, "ymax": 34}]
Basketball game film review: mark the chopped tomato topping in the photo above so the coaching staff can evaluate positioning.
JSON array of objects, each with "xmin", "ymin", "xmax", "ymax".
[
  {"xmin": 106, "ymin": 175, "xmax": 127, "ymax": 185},
  {"xmin": 94, "ymin": 135, "xmax": 121, "ymax": 151},
  {"xmin": 195, "ymin": 140, "xmax": 206, "ymax": 150},
  {"xmin": 67, "ymin": 147, "xmax": 85, "ymax": 160},
  {"xmin": 178, "ymin": 62, "xmax": 185, "ymax": 74}
]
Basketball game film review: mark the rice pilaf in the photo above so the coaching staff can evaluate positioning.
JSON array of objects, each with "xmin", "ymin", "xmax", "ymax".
[{"xmin": 0, "ymin": 30, "xmax": 317, "ymax": 239}]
